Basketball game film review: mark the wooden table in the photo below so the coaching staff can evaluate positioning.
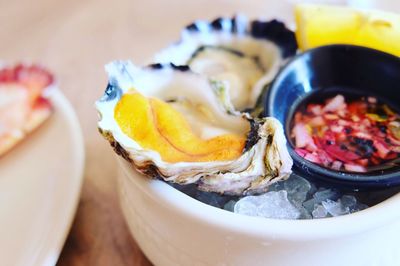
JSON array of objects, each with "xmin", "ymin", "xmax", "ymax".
[{"xmin": 1, "ymin": 0, "xmax": 398, "ymax": 265}]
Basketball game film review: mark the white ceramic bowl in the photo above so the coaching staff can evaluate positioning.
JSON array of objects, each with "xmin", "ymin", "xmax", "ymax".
[{"xmin": 117, "ymin": 158, "xmax": 400, "ymax": 266}]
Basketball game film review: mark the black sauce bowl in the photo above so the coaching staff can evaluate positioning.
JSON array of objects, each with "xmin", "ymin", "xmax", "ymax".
[{"xmin": 264, "ymin": 44, "xmax": 400, "ymax": 189}]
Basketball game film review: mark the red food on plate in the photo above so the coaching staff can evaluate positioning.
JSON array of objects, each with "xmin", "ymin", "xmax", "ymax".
[
  {"xmin": 0, "ymin": 64, "xmax": 54, "ymax": 156},
  {"xmin": 291, "ymin": 93, "xmax": 400, "ymax": 173}
]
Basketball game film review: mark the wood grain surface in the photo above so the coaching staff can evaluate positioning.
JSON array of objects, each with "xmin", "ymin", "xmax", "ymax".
[{"xmin": 1, "ymin": 0, "xmax": 398, "ymax": 265}]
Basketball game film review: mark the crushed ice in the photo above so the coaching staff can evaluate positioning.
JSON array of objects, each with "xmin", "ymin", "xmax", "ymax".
[
  {"xmin": 171, "ymin": 173, "xmax": 399, "ymax": 220},
  {"xmin": 234, "ymin": 191, "xmax": 301, "ymax": 219},
  {"xmin": 234, "ymin": 175, "xmax": 371, "ymax": 219}
]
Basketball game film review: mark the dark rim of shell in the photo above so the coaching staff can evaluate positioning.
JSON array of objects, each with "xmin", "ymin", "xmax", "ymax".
[
  {"xmin": 185, "ymin": 16, "xmax": 297, "ymax": 58},
  {"xmin": 100, "ymin": 83, "xmax": 122, "ymax": 102},
  {"xmin": 148, "ymin": 63, "xmax": 190, "ymax": 72},
  {"xmin": 243, "ymin": 119, "xmax": 261, "ymax": 152}
]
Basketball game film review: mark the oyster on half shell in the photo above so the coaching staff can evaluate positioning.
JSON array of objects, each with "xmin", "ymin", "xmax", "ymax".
[
  {"xmin": 96, "ymin": 61, "xmax": 292, "ymax": 195},
  {"xmin": 154, "ymin": 16, "xmax": 297, "ymax": 111}
]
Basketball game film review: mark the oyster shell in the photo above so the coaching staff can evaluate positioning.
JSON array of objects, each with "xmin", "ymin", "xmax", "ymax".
[
  {"xmin": 154, "ymin": 16, "xmax": 297, "ymax": 111},
  {"xmin": 96, "ymin": 61, "xmax": 292, "ymax": 195}
]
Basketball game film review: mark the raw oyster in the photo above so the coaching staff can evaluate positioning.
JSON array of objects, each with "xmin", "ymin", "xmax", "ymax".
[
  {"xmin": 96, "ymin": 61, "xmax": 293, "ymax": 195},
  {"xmin": 154, "ymin": 16, "xmax": 297, "ymax": 111}
]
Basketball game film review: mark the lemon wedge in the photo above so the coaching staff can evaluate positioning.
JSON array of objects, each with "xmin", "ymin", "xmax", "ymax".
[{"xmin": 295, "ymin": 4, "xmax": 400, "ymax": 56}]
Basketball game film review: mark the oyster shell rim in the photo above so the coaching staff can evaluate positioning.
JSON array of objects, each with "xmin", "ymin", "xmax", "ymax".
[{"xmin": 153, "ymin": 15, "xmax": 298, "ymax": 111}]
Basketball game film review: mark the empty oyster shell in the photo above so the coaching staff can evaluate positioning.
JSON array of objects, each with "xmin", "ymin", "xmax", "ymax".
[
  {"xmin": 154, "ymin": 16, "xmax": 297, "ymax": 111},
  {"xmin": 96, "ymin": 61, "xmax": 292, "ymax": 195}
]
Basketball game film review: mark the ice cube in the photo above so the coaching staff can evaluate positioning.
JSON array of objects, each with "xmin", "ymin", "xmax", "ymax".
[
  {"xmin": 302, "ymin": 198, "xmax": 317, "ymax": 213},
  {"xmin": 234, "ymin": 198, "xmax": 257, "ymax": 216},
  {"xmin": 322, "ymin": 199, "xmax": 350, "ymax": 216},
  {"xmin": 171, "ymin": 183, "xmax": 237, "ymax": 208},
  {"xmin": 234, "ymin": 191, "xmax": 301, "ymax": 219},
  {"xmin": 338, "ymin": 195, "xmax": 369, "ymax": 214},
  {"xmin": 308, "ymin": 181, "xmax": 318, "ymax": 197},
  {"xmin": 223, "ymin": 200, "xmax": 237, "ymax": 212},
  {"xmin": 353, "ymin": 202, "xmax": 369, "ymax": 212},
  {"xmin": 283, "ymin": 174, "xmax": 312, "ymax": 203},
  {"xmin": 312, "ymin": 204, "xmax": 329, "ymax": 219},
  {"xmin": 314, "ymin": 189, "xmax": 339, "ymax": 202},
  {"xmin": 340, "ymin": 195, "xmax": 357, "ymax": 211},
  {"xmin": 267, "ymin": 180, "xmax": 285, "ymax": 192},
  {"xmin": 297, "ymin": 205, "xmax": 313, "ymax": 219}
]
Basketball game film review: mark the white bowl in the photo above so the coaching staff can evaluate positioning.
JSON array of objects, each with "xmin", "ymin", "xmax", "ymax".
[{"xmin": 117, "ymin": 158, "xmax": 400, "ymax": 266}]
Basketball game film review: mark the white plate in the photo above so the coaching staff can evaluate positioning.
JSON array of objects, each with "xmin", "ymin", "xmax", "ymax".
[{"xmin": 0, "ymin": 90, "xmax": 84, "ymax": 266}]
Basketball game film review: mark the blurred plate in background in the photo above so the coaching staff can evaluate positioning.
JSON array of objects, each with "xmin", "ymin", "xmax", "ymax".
[{"xmin": 0, "ymin": 90, "xmax": 84, "ymax": 266}]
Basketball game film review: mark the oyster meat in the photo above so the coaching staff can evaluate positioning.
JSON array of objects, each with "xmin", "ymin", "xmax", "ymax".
[
  {"xmin": 154, "ymin": 16, "xmax": 297, "ymax": 111},
  {"xmin": 96, "ymin": 61, "xmax": 292, "ymax": 195}
]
